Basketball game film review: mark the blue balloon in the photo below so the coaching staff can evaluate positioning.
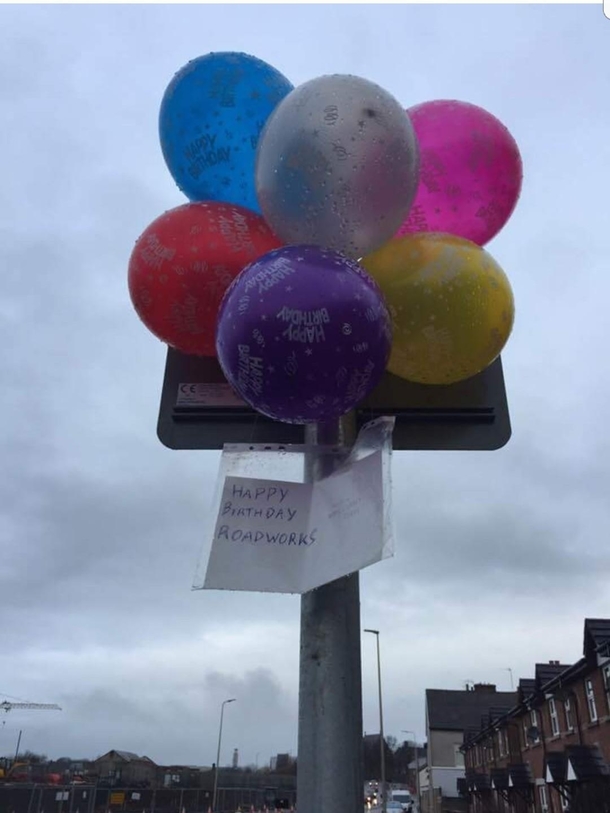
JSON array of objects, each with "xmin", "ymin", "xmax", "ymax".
[{"xmin": 159, "ymin": 52, "xmax": 293, "ymax": 212}]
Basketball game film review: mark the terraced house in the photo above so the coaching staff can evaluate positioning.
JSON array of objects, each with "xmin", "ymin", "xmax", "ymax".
[{"xmin": 460, "ymin": 619, "xmax": 610, "ymax": 813}]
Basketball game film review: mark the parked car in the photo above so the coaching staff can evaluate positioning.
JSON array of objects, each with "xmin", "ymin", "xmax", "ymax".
[{"xmin": 390, "ymin": 790, "xmax": 414, "ymax": 811}]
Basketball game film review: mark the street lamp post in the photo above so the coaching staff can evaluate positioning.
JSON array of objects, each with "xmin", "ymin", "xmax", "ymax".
[
  {"xmin": 212, "ymin": 698, "xmax": 236, "ymax": 812},
  {"xmin": 401, "ymin": 730, "xmax": 421, "ymax": 813},
  {"xmin": 364, "ymin": 629, "xmax": 386, "ymax": 813}
]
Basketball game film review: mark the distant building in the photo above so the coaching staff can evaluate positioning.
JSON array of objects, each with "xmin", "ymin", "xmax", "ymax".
[
  {"xmin": 424, "ymin": 683, "xmax": 517, "ymax": 812},
  {"xmin": 269, "ymin": 753, "xmax": 294, "ymax": 773},
  {"xmin": 408, "ymin": 755, "xmax": 428, "ymax": 791},
  {"xmin": 92, "ymin": 750, "xmax": 157, "ymax": 787},
  {"xmin": 461, "ymin": 618, "xmax": 610, "ymax": 812},
  {"xmin": 232, "ymin": 748, "xmax": 239, "ymax": 769},
  {"xmin": 46, "ymin": 758, "xmax": 93, "ymax": 779},
  {"xmin": 161, "ymin": 764, "xmax": 210, "ymax": 788}
]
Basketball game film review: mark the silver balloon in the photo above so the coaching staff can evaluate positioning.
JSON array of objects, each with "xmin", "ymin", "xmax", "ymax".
[{"xmin": 255, "ymin": 74, "xmax": 420, "ymax": 258}]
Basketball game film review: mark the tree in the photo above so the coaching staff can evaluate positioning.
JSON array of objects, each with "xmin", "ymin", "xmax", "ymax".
[
  {"xmin": 363, "ymin": 736, "xmax": 395, "ymax": 782},
  {"xmin": 16, "ymin": 750, "xmax": 48, "ymax": 764},
  {"xmin": 391, "ymin": 740, "xmax": 416, "ymax": 784}
]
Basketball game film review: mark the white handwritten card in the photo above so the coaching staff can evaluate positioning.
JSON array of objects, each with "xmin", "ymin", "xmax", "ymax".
[
  {"xmin": 202, "ymin": 442, "xmax": 390, "ymax": 593},
  {"xmin": 195, "ymin": 417, "xmax": 395, "ymax": 594},
  {"xmin": 203, "ymin": 476, "xmax": 316, "ymax": 593},
  {"xmin": 302, "ymin": 449, "xmax": 385, "ymax": 592}
]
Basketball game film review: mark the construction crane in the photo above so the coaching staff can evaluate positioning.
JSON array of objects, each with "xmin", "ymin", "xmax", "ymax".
[
  {"xmin": 1, "ymin": 701, "xmax": 61, "ymax": 713},
  {"xmin": 0, "ymin": 699, "xmax": 62, "ymax": 782}
]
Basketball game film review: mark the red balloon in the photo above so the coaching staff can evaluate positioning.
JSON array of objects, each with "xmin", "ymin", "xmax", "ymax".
[{"xmin": 128, "ymin": 202, "xmax": 282, "ymax": 356}]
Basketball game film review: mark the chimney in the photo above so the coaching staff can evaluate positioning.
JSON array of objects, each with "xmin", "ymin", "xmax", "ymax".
[
  {"xmin": 473, "ymin": 683, "xmax": 497, "ymax": 693},
  {"xmin": 549, "ymin": 660, "xmax": 560, "ymax": 665}
]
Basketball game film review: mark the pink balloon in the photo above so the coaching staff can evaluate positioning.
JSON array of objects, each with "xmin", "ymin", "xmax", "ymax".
[{"xmin": 396, "ymin": 100, "xmax": 523, "ymax": 246}]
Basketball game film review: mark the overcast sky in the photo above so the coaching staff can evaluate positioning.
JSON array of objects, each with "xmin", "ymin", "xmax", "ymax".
[{"xmin": 1, "ymin": 3, "xmax": 610, "ymax": 770}]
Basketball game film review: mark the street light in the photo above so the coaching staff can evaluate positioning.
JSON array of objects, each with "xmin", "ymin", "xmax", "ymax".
[
  {"xmin": 364, "ymin": 629, "xmax": 386, "ymax": 813},
  {"xmin": 212, "ymin": 698, "xmax": 236, "ymax": 812},
  {"xmin": 401, "ymin": 730, "xmax": 421, "ymax": 813}
]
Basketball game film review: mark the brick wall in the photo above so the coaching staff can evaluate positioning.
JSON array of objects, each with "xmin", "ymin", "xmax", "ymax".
[{"xmin": 461, "ymin": 655, "xmax": 610, "ymax": 813}]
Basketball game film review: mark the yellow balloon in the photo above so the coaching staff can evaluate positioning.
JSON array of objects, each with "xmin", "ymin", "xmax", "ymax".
[{"xmin": 361, "ymin": 233, "xmax": 515, "ymax": 385}]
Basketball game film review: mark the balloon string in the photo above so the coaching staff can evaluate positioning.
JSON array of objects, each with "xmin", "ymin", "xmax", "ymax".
[{"xmin": 247, "ymin": 411, "xmax": 263, "ymax": 447}]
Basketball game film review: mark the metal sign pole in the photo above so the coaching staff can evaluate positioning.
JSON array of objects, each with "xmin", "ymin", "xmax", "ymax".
[{"xmin": 297, "ymin": 414, "xmax": 363, "ymax": 813}]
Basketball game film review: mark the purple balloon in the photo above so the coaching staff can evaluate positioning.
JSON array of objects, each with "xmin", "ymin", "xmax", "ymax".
[{"xmin": 216, "ymin": 245, "xmax": 392, "ymax": 424}]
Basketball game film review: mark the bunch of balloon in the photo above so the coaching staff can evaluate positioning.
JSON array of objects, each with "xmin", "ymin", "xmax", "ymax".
[
  {"xmin": 128, "ymin": 53, "xmax": 523, "ymax": 421},
  {"xmin": 360, "ymin": 99, "xmax": 523, "ymax": 386},
  {"xmin": 128, "ymin": 52, "xmax": 293, "ymax": 357},
  {"xmin": 216, "ymin": 73, "xmax": 422, "ymax": 422}
]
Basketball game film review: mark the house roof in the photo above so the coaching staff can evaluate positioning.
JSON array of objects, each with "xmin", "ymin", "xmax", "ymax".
[
  {"xmin": 463, "ymin": 726, "xmax": 481, "ymax": 745},
  {"xmin": 584, "ymin": 618, "xmax": 610, "ymax": 657},
  {"xmin": 535, "ymin": 663, "xmax": 572, "ymax": 689},
  {"xmin": 426, "ymin": 689, "xmax": 518, "ymax": 732},
  {"xmin": 459, "ymin": 619, "xmax": 610, "ymax": 754},
  {"xmin": 488, "ymin": 705, "xmax": 515, "ymax": 723},
  {"xmin": 477, "ymin": 703, "xmax": 515, "ymax": 733},
  {"xmin": 545, "ymin": 745, "xmax": 610, "ymax": 782},
  {"xmin": 464, "ymin": 770, "xmax": 492, "ymax": 792},
  {"xmin": 113, "ymin": 751, "xmax": 140, "ymax": 761},
  {"xmin": 363, "ymin": 734, "xmax": 381, "ymax": 744},
  {"xmin": 545, "ymin": 751, "xmax": 567, "ymax": 784},
  {"xmin": 473, "ymin": 773, "xmax": 491, "ymax": 791},
  {"xmin": 508, "ymin": 763, "xmax": 534, "ymax": 789},
  {"xmin": 95, "ymin": 750, "xmax": 154, "ymax": 764},
  {"xmin": 518, "ymin": 679, "xmax": 535, "ymax": 702},
  {"xmin": 490, "ymin": 768, "xmax": 509, "ymax": 790},
  {"xmin": 566, "ymin": 745, "xmax": 610, "ymax": 781}
]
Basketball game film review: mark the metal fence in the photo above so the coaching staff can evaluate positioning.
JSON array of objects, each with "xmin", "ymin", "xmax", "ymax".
[{"xmin": 0, "ymin": 785, "xmax": 296, "ymax": 813}]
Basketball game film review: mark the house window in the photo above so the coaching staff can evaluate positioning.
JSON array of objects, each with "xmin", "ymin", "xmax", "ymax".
[
  {"xmin": 523, "ymin": 718, "xmax": 529, "ymax": 748},
  {"xmin": 603, "ymin": 664, "xmax": 610, "ymax": 713},
  {"xmin": 564, "ymin": 698, "xmax": 574, "ymax": 732},
  {"xmin": 549, "ymin": 698, "xmax": 560, "ymax": 736},
  {"xmin": 530, "ymin": 709, "xmax": 541, "ymax": 743},
  {"xmin": 538, "ymin": 783, "xmax": 549, "ymax": 813},
  {"xmin": 454, "ymin": 744, "xmax": 465, "ymax": 767},
  {"xmin": 497, "ymin": 730, "xmax": 504, "ymax": 757},
  {"xmin": 585, "ymin": 678, "xmax": 598, "ymax": 722},
  {"xmin": 560, "ymin": 792, "xmax": 570, "ymax": 811}
]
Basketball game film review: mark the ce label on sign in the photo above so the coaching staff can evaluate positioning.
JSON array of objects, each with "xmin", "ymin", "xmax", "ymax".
[{"xmin": 176, "ymin": 383, "xmax": 246, "ymax": 408}]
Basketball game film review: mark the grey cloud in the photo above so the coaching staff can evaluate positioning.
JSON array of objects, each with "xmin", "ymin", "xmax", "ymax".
[
  {"xmin": 13, "ymin": 670, "xmax": 297, "ymax": 767},
  {"xmin": 2, "ymin": 2, "xmax": 610, "ymax": 765}
]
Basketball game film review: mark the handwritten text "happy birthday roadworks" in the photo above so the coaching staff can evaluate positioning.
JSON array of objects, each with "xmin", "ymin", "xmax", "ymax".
[
  {"xmin": 230, "ymin": 483, "xmax": 290, "ymax": 502},
  {"xmin": 216, "ymin": 481, "xmax": 318, "ymax": 546},
  {"xmin": 221, "ymin": 482, "xmax": 297, "ymax": 522}
]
